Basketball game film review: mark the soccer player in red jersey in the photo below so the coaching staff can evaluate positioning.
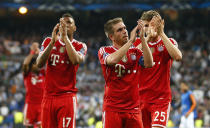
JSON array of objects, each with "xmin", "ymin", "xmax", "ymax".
[
  {"xmin": 23, "ymin": 42, "xmax": 45, "ymax": 128},
  {"xmin": 98, "ymin": 17, "xmax": 154, "ymax": 128},
  {"xmin": 36, "ymin": 13, "xmax": 87, "ymax": 128},
  {"xmin": 134, "ymin": 10, "xmax": 182, "ymax": 128}
]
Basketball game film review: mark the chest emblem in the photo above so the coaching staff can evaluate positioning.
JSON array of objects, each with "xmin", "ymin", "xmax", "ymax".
[
  {"xmin": 157, "ymin": 45, "xmax": 164, "ymax": 52},
  {"xmin": 59, "ymin": 46, "xmax": 65, "ymax": 53},
  {"xmin": 130, "ymin": 54, "xmax": 136, "ymax": 61},
  {"xmin": 41, "ymin": 46, "xmax": 44, "ymax": 51}
]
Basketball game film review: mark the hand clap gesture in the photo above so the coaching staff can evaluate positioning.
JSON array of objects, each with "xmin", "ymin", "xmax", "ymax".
[
  {"xmin": 51, "ymin": 23, "xmax": 59, "ymax": 44},
  {"xmin": 150, "ymin": 15, "xmax": 164, "ymax": 35},
  {"xmin": 137, "ymin": 20, "xmax": 157, "ymax": 43}
]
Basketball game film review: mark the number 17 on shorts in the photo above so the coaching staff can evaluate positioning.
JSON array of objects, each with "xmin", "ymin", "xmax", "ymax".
[{"xmin": 63, "ymin": 117, "xmax": 72, "ymax": 128}]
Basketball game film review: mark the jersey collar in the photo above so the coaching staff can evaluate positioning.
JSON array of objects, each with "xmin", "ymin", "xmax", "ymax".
[
  {"xmin": 58, "ymin": 39, "xmax": 76, "ymax": 46},
  {"xmin": 148, "ymin": 38, "xmax": 161, "ymax": 46}
]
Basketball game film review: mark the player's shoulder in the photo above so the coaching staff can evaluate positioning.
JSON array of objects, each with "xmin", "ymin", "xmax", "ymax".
[
  {"xmin": 169, "ymin": 38, "xmax": 178, "ymax": 45},
  {"xmin": 99, "ymin": 46, "xmax": 114, "ymax": 52},
  {"xmin": 73, "ymin": 39, "xmax": 85, "ymax": 45},
  {"xmin": 188, "ymin": 90, "xmax": 193, "ymax": 95},
  {"xmin": 41, "ymin": 37, "xmax": 52, "ymax": 45},
  {"xmin": 98, "ymin": 46, "xmax": 112, "ymax": 56},
  {"xmin": 73, "ymin": 39, "xmax": 87, "ymax": 49},
  {"xmin": 133, "ymin": 37, "xmax": 141, "ymax": 47}
]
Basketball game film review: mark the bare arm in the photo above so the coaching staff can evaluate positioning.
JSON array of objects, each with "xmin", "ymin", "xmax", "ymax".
[
  {"xmin": 151, "ymin": 16, "xmax": 182, "ymax": 61},
  {"xmin": 23, "ymin": 42, "xmax": 39, "ymax": 74},
  {"xmin": 160, "ymin": 33, "xmax": 182, "ymax": 61},
  {"xmin": 186, "ymin": 94, "xmax": 196, "ymax": 117},
  {"xmin": 23, "ymin": 53, "xmax": 34, "ymax": 74},
  {"xmin": 36, "ymin": 24, "xmax": 59, "ymax": 68},
  {"xmin": 60, "ymin": 19, "xmax": 85, "ymax": 65},
  {"xmin": 141, "ymin": 40, "xmax": 153, "ymax": 68},
  {"xmin": 106, "ymin": 26, "xmax": 138, "ymax": 65},
  {"xmin": 64, "ymin": 37, "xmax": 85, "ymax": 65},
  {"xmin": 137, "ymin": 20, "xmax": 153, "ymax": 68}
]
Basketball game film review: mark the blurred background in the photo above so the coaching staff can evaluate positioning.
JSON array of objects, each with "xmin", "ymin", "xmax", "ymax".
[{"xmin": 0, "ymin": 0, "xmax": 209, "ymax": 128}]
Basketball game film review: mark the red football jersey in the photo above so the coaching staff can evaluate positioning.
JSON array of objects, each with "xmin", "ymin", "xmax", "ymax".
[
  {"xmin": 40, "ymin": 37, "xmax": 87, "ymax": 98},
  {"xmin": 24, "ymin": 69, "xmax": 45, "ymax": 104},
  {"xmin": 134, "ymin": 38, "xmax": 177, "ymax": 103},
  {"xmin": 98, "ymin": 45, "xmax": 143, "ymax": 113}
]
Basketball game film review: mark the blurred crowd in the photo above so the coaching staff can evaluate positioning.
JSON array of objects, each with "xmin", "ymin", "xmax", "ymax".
[
  {"xmin": 3, "ymin": 0, "xmax": 208, "ymax": 4},
  {"xmin": 0, "ymin": 10, "xmax": 209, "ymax": 128}
]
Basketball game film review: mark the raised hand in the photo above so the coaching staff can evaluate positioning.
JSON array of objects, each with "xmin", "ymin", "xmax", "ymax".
[
  {"xmin": 138, "ymin": 19, "xmax": 157, "ymax": 43},
  {"xmin": 59, "ymin": 18, "xmax": 67, "ymax": 38},
  {"xmin": 30, "ymin": 42, "xmax": 40, "ymax": 54},
  {"xmin": 52, "ymin": 23, "xmax": 59, "ymax": 44},
  {"xmin": 150, "ymin": 15, "xmax": 164, "ymax": 35},
  {"xmin": 129, "ymin": 26, "xmax": 138, "ymax": 43}
]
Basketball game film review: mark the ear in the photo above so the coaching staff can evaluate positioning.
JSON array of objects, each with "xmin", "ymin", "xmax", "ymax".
[
  {"xmin": 109, "ymin": 34, "xmax": 114, "ymax": 41},
  {"xmin": 73, "ymin": 25, "xmax": 77, "ymax": 32}
]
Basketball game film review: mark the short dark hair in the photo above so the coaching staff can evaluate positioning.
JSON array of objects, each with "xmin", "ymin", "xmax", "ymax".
[{"xmin": 62, "ymin": 13, "xmax": 74, "ymax": 19}]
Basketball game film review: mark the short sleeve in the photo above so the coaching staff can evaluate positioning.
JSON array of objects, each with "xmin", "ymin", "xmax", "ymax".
[
  {"xmin": 98, "ymin": 47, "xmax": 109, "ymax": 65},
  {"xmin": 164, "ymin": 38, "xmax": 178, "ymax": 60},
  {"xmin": 77, "ymin": 43, "xmax": 87, "ymax": 57},
  {"xmin": 40, "ymin": 37, "xmax": 51, "ymax": 54},
  {"xmin": 133, "ymin": 37, "xmax": 141, "ymax": 47},
  {"xmin": 170, "ymin": 38, "xmax": 178, "ymax": 47}
]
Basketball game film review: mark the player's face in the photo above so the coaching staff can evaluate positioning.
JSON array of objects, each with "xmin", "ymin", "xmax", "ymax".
[
  {"xmin": 63, "ymin": 17, "xmax": 76, "ymax": 35},
  {"xmin": 111, "ymin": 22, "xmax": 128, "ymax": 45},
  {"xmin": 142, "ymin": 19, "xmax": 158, "ymax": 39},
  {"xmin": 180, "ymin": 83, "xmax": 188, "ymax": 93},
  {"xmin": 142, "ymin": 20, "xmax": 150, "ymax": 36}
]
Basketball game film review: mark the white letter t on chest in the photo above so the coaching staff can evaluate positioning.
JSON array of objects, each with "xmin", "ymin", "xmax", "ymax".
[{"xmin": 51, "ymin": 54, "xmax": 60, "ymax": 66}]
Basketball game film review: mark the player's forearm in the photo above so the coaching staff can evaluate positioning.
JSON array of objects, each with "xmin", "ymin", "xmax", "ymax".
[
  {"xmin": 187, "ymin": 94, "xmax": 197, "ymax": 115},
  {"xmin": 23, "ymin": 53, "xmax": 34, "ymax": 66},
  {"xmin": 106, "ymin": 40, "xmax": 133, "ymax": 65},
  {"xmin": 160, "ymin": 33, "xmax": 182, "ymax": 61},
  {"xmin": 36, "ymin": 41, "xmax": 54, "ymax": 68},
  {"xmin": 22, "ymin": 53, "xmax": 34, "ymax": 73},
  {"xmin": 64, "ymin": 38, "xmax": 84, "ymax": 65},
  {"xmin": 187, "ymin": 104, "xmax": 196, "ymax": 115},
  {"xmin": 142, "ymin": 41, "xmax": 153, "ymax": 68}
]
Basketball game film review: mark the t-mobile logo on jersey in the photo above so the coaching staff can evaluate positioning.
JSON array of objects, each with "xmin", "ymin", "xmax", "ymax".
[
  {"xmin": 31, "ymin": 77, "xmax": 43, "ymax": 85},
  {"xmin": 51, "ymin": 54, "xmax": 60, "ymax": 66},
  {"xmin": 115, "ymin": 64, "xmax": 125, "ymax": 77}
]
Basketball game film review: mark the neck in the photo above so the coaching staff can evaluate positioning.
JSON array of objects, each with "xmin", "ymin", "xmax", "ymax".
[
  {"xmin": 150, "ymin": 36, "xmax": 161, "ymax": 43},
  {"xmin": 113, "ymin": 41, "xmax": 124, "ymax": 49}
]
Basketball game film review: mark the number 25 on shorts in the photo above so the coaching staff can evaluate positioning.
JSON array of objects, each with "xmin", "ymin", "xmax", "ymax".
[{"xmin": 154, "ymin": 111, "xmax": 166, "ymax": 122}]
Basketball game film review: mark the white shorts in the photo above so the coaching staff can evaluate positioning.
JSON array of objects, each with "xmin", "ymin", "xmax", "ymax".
[{"xmin": 179, "ymin": 112, "xmax": 194, "ymax": 128}]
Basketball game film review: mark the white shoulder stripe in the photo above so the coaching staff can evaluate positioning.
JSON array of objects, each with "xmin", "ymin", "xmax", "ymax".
[
  {"xmin": 170, "ymin": 38, "xmax": 178, "ymax": 47},
  {"xmin": 99, "ymin": 47, "xmax": 104, "ymax": 55},
  {"xmin": 41, "ymin": 37, "xmax": 51, "ymax": 46},
  {"xmin": 111, "ymin": 46, "xmax": 117, "ymax": 51}
]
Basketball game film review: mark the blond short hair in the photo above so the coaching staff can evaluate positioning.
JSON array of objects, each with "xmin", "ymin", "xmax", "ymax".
[
  {"xmin": 140, "ymin": 10, "xmax": 161, "ymax": 21},
  {"xmin": 104, "ymin": 17, "xmax": 123, "ymax": 38}
]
